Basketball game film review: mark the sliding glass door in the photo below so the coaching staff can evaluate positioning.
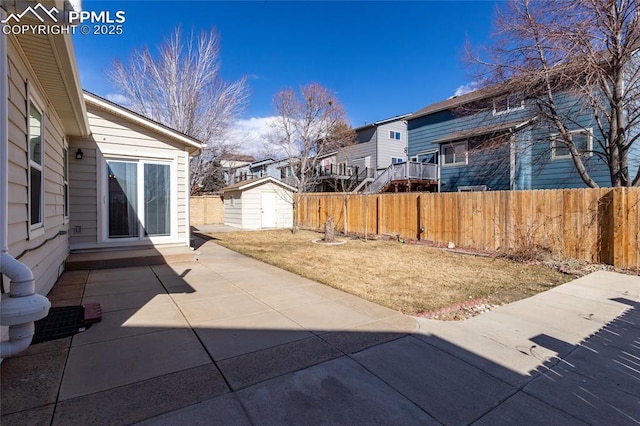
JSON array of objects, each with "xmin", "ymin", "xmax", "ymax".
[
  {"xmin": 143, "ymin": 163, "xmax": 171, "ymax": 237},
  {"xmin": 106, "ymin": 159, "xmax": 173, "ymax": 241},
  {"xmin": 108, "ymin": 161, "xmax": 139, "ymax": 238}
]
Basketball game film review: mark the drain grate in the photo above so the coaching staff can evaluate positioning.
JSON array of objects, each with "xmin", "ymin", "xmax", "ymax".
[{"xmin": 33, "ymin": 306, "xmax": 88, "ymax": 344}]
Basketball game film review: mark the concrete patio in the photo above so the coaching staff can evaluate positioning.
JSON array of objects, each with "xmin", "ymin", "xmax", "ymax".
[{"xmin": 1, "ymin": 237, "xmax": 639, "ymax": 425}]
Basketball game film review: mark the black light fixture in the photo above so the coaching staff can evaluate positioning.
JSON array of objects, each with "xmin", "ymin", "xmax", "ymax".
[{"xmin": 75, "ymin": 148, "xmax": 83, "ymax": 160}]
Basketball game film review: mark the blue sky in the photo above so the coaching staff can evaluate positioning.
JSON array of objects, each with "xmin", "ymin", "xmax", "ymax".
[{"xmin": 74, "ymin": 1, "xmax": 498, "ymax": 151}]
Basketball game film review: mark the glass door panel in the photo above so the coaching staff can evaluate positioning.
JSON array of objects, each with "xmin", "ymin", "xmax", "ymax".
[
  {"xmin": 144, "ymin": 163, "xmax": 171, "ymax": 236},
  {"xmin": 107, "ymin": 161, "xmax": 139, "ymax": 238}
]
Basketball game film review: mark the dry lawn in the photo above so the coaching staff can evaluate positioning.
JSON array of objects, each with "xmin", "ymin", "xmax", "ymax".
[{"xmin": 205, "ymin": 229, "xmax": 571, "ymax": 315}]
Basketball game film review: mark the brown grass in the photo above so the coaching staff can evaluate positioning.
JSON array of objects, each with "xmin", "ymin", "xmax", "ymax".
[{"xmin": 205, "ymin": 229, "xmax": 571, "ymax": 315}]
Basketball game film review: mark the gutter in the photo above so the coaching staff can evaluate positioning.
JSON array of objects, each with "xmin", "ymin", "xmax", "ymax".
[{"xmin": 0, "ymin": 9, "xmax": 51, "ymax": 359}]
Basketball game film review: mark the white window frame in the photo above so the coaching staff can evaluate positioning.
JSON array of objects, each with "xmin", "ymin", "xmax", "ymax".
[
  {"xmin": 63, "ymin": 138, "xmax": 70, "ymax": 223},
  {"xmin": 28, "ymin": 87, "xmax": 46, "ymax": 239},
  {"xmin": 441, "ymin": 141, "xmax": 468, "ymax": 167},
  {"xmin": 550, "ymin": 128, "xmax": 593, "ymax": 160},
  {"xmin": 493, "ymin": 94, "xmax": 525, "ymax": 116},
  {"xmin": 414, "ymin": 149, "xmax": 439, "ymax": 164},
  {"xmin": 389, "ymin": 130, "xmax": 401, "ymax": 140},
  {"xmin": 99, "ymin": 155, "xmax": 178, "ymax": 245}
]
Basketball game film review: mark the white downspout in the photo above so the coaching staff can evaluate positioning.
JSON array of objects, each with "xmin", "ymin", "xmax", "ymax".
[{"xmin": 0, "ymin": 7, "xmax": 51, "ymax": 359}]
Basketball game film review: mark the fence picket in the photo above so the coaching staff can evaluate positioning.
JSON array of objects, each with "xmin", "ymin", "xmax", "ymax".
[{"xmin": 296, "ymin": 188, "xmax": 640, "ymax": 269}]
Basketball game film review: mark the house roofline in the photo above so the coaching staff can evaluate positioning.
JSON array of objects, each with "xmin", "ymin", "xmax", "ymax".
[
  {"xmin": 408, "ymin": 84, "xmax": 508, "ymax": 121},
  {"xmin": 354, "ymin": 113, "xmax": 412, "ymax": 131},
  {"xmin": 83, "ymin": 91, "xmax": 206, "ymax": 152}
]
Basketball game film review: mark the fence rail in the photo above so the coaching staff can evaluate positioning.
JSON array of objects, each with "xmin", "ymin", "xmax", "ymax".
[{"xmin": 297, "ymin": 188, "xmax": 640, "ymax": 269}]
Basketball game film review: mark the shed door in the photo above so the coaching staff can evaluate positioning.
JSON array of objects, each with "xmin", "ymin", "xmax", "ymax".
[{"xmin": 261, "ymin": 192, "xmax": 277, "ymax": 228}]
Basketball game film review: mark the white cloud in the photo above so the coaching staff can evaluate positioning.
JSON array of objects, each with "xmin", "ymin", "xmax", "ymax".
[
  {"xmin": 227, "ymin": 116, "xmax": 282, "ymax": 159},
  {"xmin": 452, "ymin": 81, "xmax": 481, "ymax": 97},
  {"xmin": 105, "ymin": 93, "xmax": 132, "ymax": 106}
]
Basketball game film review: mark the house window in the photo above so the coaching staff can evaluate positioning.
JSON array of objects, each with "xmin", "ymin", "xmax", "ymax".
[
  {"xmin": 551, "ymin": 129, "xmax": 592, "ymax": 160},
  {"xmin": 280, "ymin": 166, "xmax": 292, "ymax": 178},
  {"xmin": 391, "ymin": 157, "xmax": 404, "ymax": 164},
  {"xmin": 493, "ymin": 94, "xmax": 524, "ymax": 115},
  {"xmin": 415, "ymin": 151, "xmax": 439, "ymax": 164},
  {"xmin": 389, "ymin": 130, "xmax": 401, "ymax": 140},
  {"xmin": 441, "ymin": 141, "xmax": 467, "ymax": 166},
  {"xmin": 63, "ymin": 143, "xmax": 69, "ymax": 219},
  {"xmin": 28, "ymin": 99, "xmax": 44, "ymax": 233}
]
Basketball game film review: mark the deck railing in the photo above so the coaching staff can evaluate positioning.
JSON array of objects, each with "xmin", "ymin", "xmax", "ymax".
[{"xmin": 366, "ymin": 162, "xmax": 438, "ymax": 193}]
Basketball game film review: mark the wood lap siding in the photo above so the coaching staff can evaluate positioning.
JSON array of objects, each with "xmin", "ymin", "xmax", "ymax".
[{"xmin": 298, "ymin": 189, "xmax": 640, "ymax": 269}]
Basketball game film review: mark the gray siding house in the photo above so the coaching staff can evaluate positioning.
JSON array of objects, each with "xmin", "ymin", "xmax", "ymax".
[
  {"xmin": 407, "ymin": 87, "xmax": 637, "ymax": 192},
  {"xmin": 337, "ymin": 114, "xmax": 410, "ymax": 177}
]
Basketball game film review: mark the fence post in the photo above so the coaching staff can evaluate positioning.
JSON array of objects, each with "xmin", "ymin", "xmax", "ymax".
[{"xmin": 612, "ymin": 187, "xmax": 627, "ymax": 268}]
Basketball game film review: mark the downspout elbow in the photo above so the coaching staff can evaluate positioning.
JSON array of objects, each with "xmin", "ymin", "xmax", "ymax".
[{"xmin": 1, "ymin": 253, "xmax": 35, "ymax": 296}]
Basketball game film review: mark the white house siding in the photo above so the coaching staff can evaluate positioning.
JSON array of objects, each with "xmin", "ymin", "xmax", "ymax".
[
  {"xmin": 376, "ymin": 120, "xmax": 407, "ymax": 170},
  {"xmin": 69, "ymin": 106, "xmax": 191, "ymax": 250},
  {"xmin": 6, "ymin": 36, "xmax": 70, "ymax": 296},
  {"xmin": 223, "ymin": 191, "xmax": 242, "ymax": 227}
]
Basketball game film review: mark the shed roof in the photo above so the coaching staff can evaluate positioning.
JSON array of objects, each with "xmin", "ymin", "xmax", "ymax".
[{"xmin": 221, "ymin": 177, "xmax": 297, "ymax": 193}]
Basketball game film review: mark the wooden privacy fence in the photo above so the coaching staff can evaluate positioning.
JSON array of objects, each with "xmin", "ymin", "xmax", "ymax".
[
  {"xmin": 297, "ymin": 188, "xmax": 640, "ymax": 269},
  {"xmin": 190, "ymin": 195, "xmax": 224, "ymax": 225}
]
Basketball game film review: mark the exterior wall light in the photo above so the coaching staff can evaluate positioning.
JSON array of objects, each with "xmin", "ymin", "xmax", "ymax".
[{"xmin": 75, "ymin": 148, "xmax": 83, "ymax": 160}]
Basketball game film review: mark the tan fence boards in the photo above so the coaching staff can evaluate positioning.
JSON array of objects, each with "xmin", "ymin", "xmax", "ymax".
[{"xmin": 297, "ymin": 188, "xmax": 640, "ymax": 269}]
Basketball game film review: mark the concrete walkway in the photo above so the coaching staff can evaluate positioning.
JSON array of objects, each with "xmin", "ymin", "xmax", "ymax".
[{"xmin": 1, "ymin": 239, "xmax": 639, "ymax": 425}]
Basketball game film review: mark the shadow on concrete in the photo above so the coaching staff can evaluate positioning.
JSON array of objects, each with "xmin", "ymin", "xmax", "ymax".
[{"xmin": 1, "ymin": 247, "xmax": 638, "ymax": 425}]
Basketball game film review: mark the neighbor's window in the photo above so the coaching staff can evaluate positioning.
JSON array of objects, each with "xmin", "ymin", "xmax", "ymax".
[
  {"xmin": 551, "ymin": 129, "xmax": 592, "ymax": 160},
  {"xmin": 441, "ymin": 141, "xmax": 467, "ymax": 166},
  {"xmin": 389, "ymin": 130, "xmax": 401, "ymax": 140},
  {"xmin": 29, "ymin": 99, "xmax": 44, "ymax": 232},
  {"xmin": 391, "ymin": 157, "xmax": 404, "ymax": 164},
  {"xmin": 493, "ymin": 93, "xmax": 524, "ymax": 115},
  {"xmin": 280, "ymin": 166, "xmax": 292, "ymax": 178}
]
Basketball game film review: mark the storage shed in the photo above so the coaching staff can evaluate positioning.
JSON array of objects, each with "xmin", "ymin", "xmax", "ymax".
[{"xmin": 222, "ymin": 177, "xmax": 296, "ymax": 229}]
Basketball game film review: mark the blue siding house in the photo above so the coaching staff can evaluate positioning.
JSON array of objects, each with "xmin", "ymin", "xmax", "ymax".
[{"xmin": 407, "ymin": 87, "xmax": 638, "ymax": 192}]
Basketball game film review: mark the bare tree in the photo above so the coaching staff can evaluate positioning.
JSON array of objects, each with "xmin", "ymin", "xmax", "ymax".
[
  {"xmin": 470, "ymin": 0, "xmax": 640, "ymax": 187},
  {"xmin": 270, "ymin": 83, "xmax": 356, "ymax": 228},
  {"xmin": 108, "ymin": 26, "xmax": 248, "ymax": 193}
]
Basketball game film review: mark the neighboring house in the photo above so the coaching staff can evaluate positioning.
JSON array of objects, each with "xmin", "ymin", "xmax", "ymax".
[
  {"xmin": 309, "ymin": 114, "xmax": 411, "ymax": 192},
  {"xmin": 221, "ymin": 177, "xmax": 295, "ymax": 229},
  {"xmin": 1, "ymin": 1, "xmax": 203, "ymax": 355},
  {"xmin": 220, "ymin": 154, "xmax": 255, "ymax": 185},
  {"xmin": 407, "ymin": 85, "xmax": 638, "ymax": 192},
  {"xmin": 340, "ymin": 114, "xmax": 411, "ymax": 175},
  {"xmin": 226, "ymin": 157, "xmax": 299, "ymax": 188}
]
